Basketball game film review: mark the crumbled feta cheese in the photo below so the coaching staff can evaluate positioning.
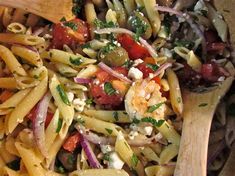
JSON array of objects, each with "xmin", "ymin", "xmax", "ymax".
[
  {"xmin": 93, "ymin": 79, "xmax": 100, "ymax": 85},
  {"xmin": 137, "ymin": 126, "xmax": 153, "ymax": 136},
  {"xmin": 100, "ymin": 145, "xmax": 113, "ymax": 154},
  {"xmin": 218, "ymin": 76, "xmax": 225, "ymax": 82},
  {"xmin": 108, "ymin": 152, "xmax": 124, "ymax": 169},
  {"xmin": 128, "ymin": 67, "xmax": 143, "ymax": 80},
  {"xmin": 155, "ymin": 132, "xmax": 163, "ymax": 141},
  {"xmin": 149, "ymin": 73, "xmax": 154, "ymax": 79},
  {"xmin": 133, "ymin": 59, "xmax": 144, "ymax": 67},
  {"xmin": 66, "ymin": 92, "xmax": 74, "ymax": 103},
  {"xmin": 73, "ymin": 98, "xmax": 86, "ymax": 112},
  {"xmin": 128, "ymin": 131, "xmax": 139, "ymax": 140}
]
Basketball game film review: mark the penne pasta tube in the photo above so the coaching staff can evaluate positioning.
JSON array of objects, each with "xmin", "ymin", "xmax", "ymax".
[
  {"xmin": 166, "ymin": 69, "xmax": 183, "ymax": 116},
  {"xmin": 123, "ymin": 0, "xmax": 136, "ymax": 16},
  {"xmin": 159, "ymin": 144, "xmax": 179, "ymax": 164},
  {"xmin": 76, "ymin": 114, "xmax": 123, "ymax": 136},
  {"xmin": 0, "ymin": 45, "xmax": 27, "ymax": 76},
  {"xmin": 0, "ymin": 77, "xmax": 18, "ymax": 89},
  {"xmin": 145, "ymin": 164, "xmax": 175, "ymax": 176},
  {"xmin": 0, "ymin": 33, "xmax": 45, "ymax": 45},
  {"xmin": 69, "ymin": 169, "xmax": 129, "ymax": 176},
  {"xmin": 11, "ymin": 45, "xmax": 43, "ymax": 67},
  {"xmin": 7, "ymin": 22, "xmax": 26, "ymax": 34}
]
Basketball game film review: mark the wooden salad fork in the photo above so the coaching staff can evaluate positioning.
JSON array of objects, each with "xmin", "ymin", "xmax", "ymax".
[
  {"xmin": 174, "ymin": 63, "xmax": 235, "ymax": 176},
  {"xmin": 0, "ymin": 0, "xmax": 75, "ymax": 23}
]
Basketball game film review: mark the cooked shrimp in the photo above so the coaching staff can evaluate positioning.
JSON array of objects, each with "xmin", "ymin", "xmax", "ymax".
[{"xmin": 125, "ymin": 79, "xmax": 167, "ymax": 120}]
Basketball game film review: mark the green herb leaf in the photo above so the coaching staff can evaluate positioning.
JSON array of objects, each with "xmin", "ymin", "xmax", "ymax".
[
  {"xmin": 81, "ymin": 43, "xmax": 91, "ymax": 49},
  {"xmin": 105, "ymin": 128, "xmax": 113, "ymax": 135},
  {"xmin": 56, "ymin": 85, "xmax": 71, "ymax": 105},
  {"xmin": 100, "ymin": 42, "xmax": 117, "ymax": 54},
  {"xmin": 198, "ymin": 103, "xmax": 208, "ymax": 107},
  {"xmin": 227, "ymin": 103, "xmax": 235, "ymax": 116},
  {"xmin": 60, "ymin": 17, "xmax": 66, "ymax": 22},
  {"xmin": 132, "ymin": 117, "xmax": 140, "ymax": 124},
  {"xmin": 56, "ymin": 118, "xmax": 63, "ymax": 133},
  {"xmin": 147, "ymin": 102, "xmax": 164, "ymax": 113},
  {"xmin": 94, "ymin": 19, "xmax": 116, "ymax": 29},
  {"xmin": 56, "ymin": 166, "xmax": 65, "ymax": 173},
  {"xmin": 85, "ymin": 98, "xmax": 93, "ymax": 105},
  {"xmin": 76, "ymin": 118, "xmax": 85, "ymax": 125},
  {"xmin": 141, "ymin": 117, "xmax": 165, "ymax": 127},
  {"xmin": 7, "ymin": 159, "xmax": 20, "ymax": 171},
  {"xmin": 72, "ymin": 5, "xmax": 81, "ymax": 16},
  {"xmin": 146, "ymin": 63, "xmax": 159, "ymax": 72},
  {"xmin": 131, "ymin": 154, "xmax": 139, "ymax": 167},
  {"xmin": 174, "ymin": 40, "xmax": 195, "ymax": 50},
  {"xmin": 103, "ymin": 153, "xmax": 111, "ymax": 161},
  {"xmin": 104, "ymin": 82, "xmax": 116, "ymax": 95},
  {"xmin": 69, "ymin": 57, "xmax": 82, "ymax": 66},
  {"xmin": 64, "ymin": 22, "xmax": 78, "ymax": 31},
  {"xmin": 113, "ymin": 111, "xmax": 119, "ymax": 121}
]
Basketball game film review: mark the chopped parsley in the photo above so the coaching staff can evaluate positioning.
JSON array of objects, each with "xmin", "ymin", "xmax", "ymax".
[
  {"xmin": 100, "ymin": 42, "xmax": 117, "ymax": 54},
  {"xmin": 104, "ymin": 82, "xmax": 116, "ymax": 95},
  {"xmin": 147, "ymin": 102, "xmax": 165, "ymax": 113},
  {"xmin": 131, "ymin": 154, "xmax": 139, "ymax": 167},
  {"xmin": 64, "ymin": 22, "xmax": 78, "ymax": 30},
  {"xmin": 128, "ymin": 12, "xmax": 148, "ymax": 41},
  {"xmin": 113, "ymin": 111, "xmax": 119, "ymax": 121},
  {"xmin": 72, "ymin": 6, "xmax": 81, "ymax": 16},
  {"xmin": 103, "ymin": 153, "xmax": 111, "ymax": 161},
  {"xmin": 146, "ymin": 63, "xmax": 159, "ymax": 72},
  {"xmin": 85, "ymin": 98, "xmax": 93, "ymax": 105},
  {"xmin": 60, "ymin": 17, "xmax": 66, "ymax": 22},
  {"xmin": 56, "ymin": 118, "xmax": 63, "ymax": 133},
  {"xmin": 56, "ymin": 85, "xmax": 71, "ymax": 105},
  {"xmin": 141, "ymin": 117, "xmax": 165, "ymax": 127},
  {"xmin": 198, "ymin": 103, "xmax": 208, "ymax": 107},
  {"xmin": 105, "ymin": 128, "xmax": 113, "ymax": 135},
  {"xmin": 94, "ymin": 19, "xmax": 116, "ymax": 29},
  {"xmin": 76, "ymin": 118, "xmax": 85, "ymax": 125},
  {"xmin": 67, "ymin": 154, "xmax": 75, "ymax": 165},
  {"xmin": 81, "ymin": 43, "xmax": 91, "ymax": 49},
  {"xmin": 69, "ymin": 57, "xmax": 83, "ymax": 66},
  {"xmin": 132, "ymin": 117, "xmax": 140, "ymax": 124},
  {"xmin": 162, "ymin": 14, "xmax": 171, "ymax": 37}
]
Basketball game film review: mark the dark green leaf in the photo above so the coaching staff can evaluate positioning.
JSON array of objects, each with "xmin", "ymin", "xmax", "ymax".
[
  {"xmin": 85, "ymin": 98, "xmax": 93, "ymax": 105},
  {"xmin": 56, "ymin": 85, "xmax": 71, "ymax": 105},
  {"xmin": 56, "ymin": 118, "xmax": 63, "ymax": 133},
  {"xmin": 132, "ymin": 117, "xmax": 140, "ymax": 124},
  {"xmin": 60, "ymin": 17, "xmax": 66, "ymax": 22},
  {"xmin": 64, "ymin": 22, "xmax": 78, "ymax": 31},
  {"xmin": 81, "ymin": 43, "xmax": 91, "ymax": 49},
  {"xmin": 131, "ymin": 154, "xmax": 139, "ymax": 167},
  {"xmin": 227, "ymin": 103, "xmax": 235, "ymax": 116},
  {"xmin": 94, "ymin": 19, "xmax": 116, "ymax": 29},
  {"xmin": 198, "ymin": 103, "xmax": 208, "ymax": 107},
  {"xmin": 104, "ymin": 82, "xmax": 116, "ymax": 95},
  {"xmin": 141, "ymin": 117, "xmax": 165, "ymax": 127},
  {"xmin": 72, "ymin": 5, "xmax": 81, "ymax": 16},
  {"xmin": 113, "ymin": 111, "xmax": 119, "ymax": 121},
  {"xmin": 7, "ymin": 159, "xmax": 20, "ymax": 171},
  {"xmin": 103, "ymin": 153, "xmax": 111, "ymax": 161},
  {"xmin": 146, "ymin": 63, "xmax": 159, "ymax": 72},
  {"xmin": 100, "ymin": 42, "xmax": 117, "ymax": 54},
  {"xmin": 69, "ymin": 57, "xmax": 82, "ymax": 66},
  {"xmin": 147, "ymin": 102, "xmax": 164, "ymax": 113},
  {"xmin": 105, "ymin": 128, "xmax": 113, "ymax": 135}
]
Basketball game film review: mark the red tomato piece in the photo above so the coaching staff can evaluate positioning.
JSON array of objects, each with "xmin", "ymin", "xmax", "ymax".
[
  {"xmin": 63, "ymin": 133, "xmax": 80, "ymax": 152},
  {"xmin": 117, "ymin": 34, "xmax": 150, "ymax": 60},
  {"xmin": 136, "ymin": 63, "xmax": 155, "ymax": 78},
  {"xmin": 206, "ymin": 42, "xmax": 226, "ymax": 53},
  {"xmin": 151, "ymin": 76, "xmax": 161, "ymax": 85},
  {"xmin": 51, "ymin": 18, "xmax": 89, "ymax": 49}
]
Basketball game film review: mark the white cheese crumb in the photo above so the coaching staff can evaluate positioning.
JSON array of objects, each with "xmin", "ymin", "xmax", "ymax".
[
  {"xmin": 133, "ymin": 59, "xmax": 144, "ymax": 67},
  {"xmin": 100, "ymin": 145, "xmax": 113, "ymax": 154},
  {"xmin": 73, "ymin": 98, "xmax": 86, "ymax": 112},
  {"xmin": 128, "ymin": 67, "xmax": 143, "ymax": 80},
  {"xmin": 66, "ymin": 92, "xmax": 74, "ymax": 103},
  {"xmin": 108, "ymin": 152, "xmax": 124, "ymax": 169},
  {"xmin": 128, "ymin": 131, "xmax": 139, "ymax": 140}
]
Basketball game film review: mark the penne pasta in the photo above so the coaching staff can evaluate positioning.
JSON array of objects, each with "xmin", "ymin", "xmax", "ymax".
[
  {"xmin": 7, "ymin": 22, "xmax": 26, "ymax": 34},
  {"xmin": 0, "ymin": 77, "xmax": 18, "ymax": 89}
]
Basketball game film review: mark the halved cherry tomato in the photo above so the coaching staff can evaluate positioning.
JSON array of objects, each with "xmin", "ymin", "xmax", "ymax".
[
  {"xmin": 136, "ymin": 63, "xmax": 155, "ymax": 78},
  {"xmin": 90, "ymin": 67, "xmax": 128, "ymax": 108},
  {"xmin": 0, "ymin": 90, "xmax": 14, "ymax": 103},
  {"xmin": 51, "ymin": 18, "xmax": 89, "ymax": 49},
  {"xmin": 151, "ymin": 76, "xmax": 161, "ymax": 85},
  {"xmin": 27, "ymin": 107, "xmax": 54, "ymax": 128},
  {"xmin": 117, "ymin": 34, "xmax": 150, "ymax": 60},
  {"xmin": 143, "ymin": 57, "xmax": 155, "ymax": 64},
  {"xmin": 63, "ymin": 132, "xmax": 80, "ymax": 152}
]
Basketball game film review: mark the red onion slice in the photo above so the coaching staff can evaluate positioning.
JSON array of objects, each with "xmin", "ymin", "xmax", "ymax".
[
  {"xmin": 98, "ymin": 62, "xmax": 132, "ymax": 83},
  {"xmin": 32, "ymin": 27, "xmax": 44, "ymax": 36},
  {"xmin": 80, "ymin": 134, "xmax": 103, "ymax": 169},
  {"xmin": 32, "ymin": 92, "xmax": 52, "ymax": 157},
  {"xmin": 155, "ymin": 5, "xmax": 207, "ymax": 58},
  {"xmin": 74, "ymin": 77, "xmax": 92, "ymax": 84},
  {"xmin": 94, "ymin": 28, "xmax": 158, "ymax": 59},
  {"xmin": 149, "ymin": 62, "xmax": 173, "ymax": 79}
]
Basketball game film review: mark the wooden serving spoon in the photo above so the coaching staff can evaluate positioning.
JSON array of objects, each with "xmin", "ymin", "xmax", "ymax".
[
  {"xmin": 0, "ymin": 0, "xmax": 75, "ymax": 23},
  {"xmin": 174, "ymin": 63, "xmax": 235, "ymax": 176}
]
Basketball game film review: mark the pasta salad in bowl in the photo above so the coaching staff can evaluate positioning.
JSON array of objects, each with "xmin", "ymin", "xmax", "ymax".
[{"xmin": 0, "ymin": 0, "xmax": 234, "ymax": 175}]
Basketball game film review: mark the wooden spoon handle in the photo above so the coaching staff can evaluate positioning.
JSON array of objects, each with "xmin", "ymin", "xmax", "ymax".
[
  {"xmin": 0, "ymin": 0, "xmax": 74, "ymax": 23},
  {"xmin": 174, "ymin": 101, "xmax": 215, "ymax": 176}
]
